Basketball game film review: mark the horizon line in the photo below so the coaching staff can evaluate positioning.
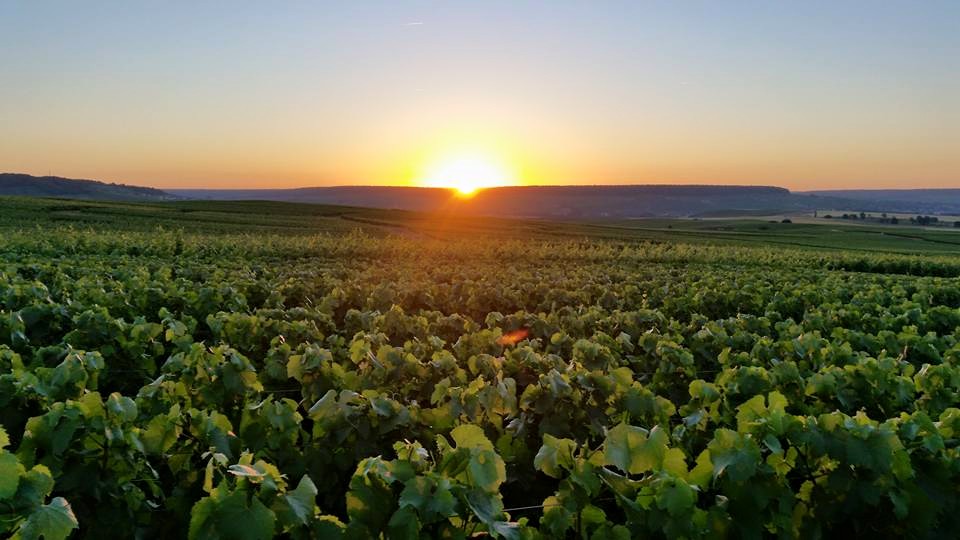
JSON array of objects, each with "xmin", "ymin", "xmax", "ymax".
[{"xmin": 4, "ymin": 172, "xmax": 960, "ymax": 193}]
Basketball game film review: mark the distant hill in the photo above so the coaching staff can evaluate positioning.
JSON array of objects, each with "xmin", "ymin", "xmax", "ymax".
[
  {"xmin": 172, "ymin": 184, "xmax": 871, "ymax": 218},
  {"xmin": 0, "ymin": 173, "xmax": 177, "ymax": 202},
  {"xmin": 7, "ymin": 172, "xmax": 958, "ymax": 218}
]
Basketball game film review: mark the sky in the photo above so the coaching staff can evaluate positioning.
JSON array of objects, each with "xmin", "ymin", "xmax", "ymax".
[{"xmin": 0, "ymin": 1, "xmax": 957, "ymax": 191}]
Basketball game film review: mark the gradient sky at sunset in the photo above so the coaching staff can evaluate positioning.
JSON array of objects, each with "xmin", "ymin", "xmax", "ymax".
[{"xmin": 1, "ymin": 1, "xmax": 957, "ymax": 190}]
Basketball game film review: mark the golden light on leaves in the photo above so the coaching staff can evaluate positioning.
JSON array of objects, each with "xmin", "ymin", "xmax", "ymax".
[{"xmin": 497, "ymin": 328, "xmax": 531, "ymax": 346}]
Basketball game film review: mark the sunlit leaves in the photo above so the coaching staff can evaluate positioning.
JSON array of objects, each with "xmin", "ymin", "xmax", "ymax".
[
  {"xmin": 141, "ymin": 404, "xmax": 182, "ymax": 454},
  {"xmin": 687, "ymin": 450, "xmax": 714, "ymax": 488},
  {"xmin": 448, "ymin": 425, "xmax": 506, "ymax": 493},
  {"xmin": 603, "ymin": 424, "xmax": 670, "ymax": 475},
  {"xmin": 534, "ymin": 434, "xmax": 577, "ymax": 478},
  {"xmin": 540, "ymin": 494, "xmax": 574, "ymax": 536},
  {"xmin": 345, "ymin": 458, "xmax": 397, "ymax": 533},
  {"xmin": 736, "ymin": 391, "xmax": 792, "ymax": 435},
  {"xmin": 811, "ymin": 411, "xmax": 914, "ymax": 480}
]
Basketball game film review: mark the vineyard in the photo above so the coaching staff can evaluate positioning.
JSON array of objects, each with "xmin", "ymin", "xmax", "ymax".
[{"xmin": 2, "ymin": 199, "xmax": 960, "ymax": 538}]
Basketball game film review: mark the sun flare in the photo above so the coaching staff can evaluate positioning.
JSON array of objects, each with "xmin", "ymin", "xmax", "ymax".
[{"xmin": 418, "ymin": 151, "xmax": 516, "ymax": 196}]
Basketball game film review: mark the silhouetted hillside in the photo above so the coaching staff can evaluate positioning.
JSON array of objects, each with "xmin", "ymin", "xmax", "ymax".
[
  {"xmin": 0, "ymin": 173, "xmax": 177, "ymax": 202},
  {"xmin": 11, "ymin": 173, "xmax": 957, "ymax": 217},
  {"xmin": 172, "ymin": 185, "xmax": 854, "ymax": 218}
]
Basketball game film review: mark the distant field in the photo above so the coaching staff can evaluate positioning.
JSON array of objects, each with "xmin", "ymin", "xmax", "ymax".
[
  {"xmin": 815, "ymin": 209, "xmax": 960, "ymax": 222},
  {"xmin": 3, "ymin": 196, "xmax": 960, "ymax": 256},
  {"xmin": 597, "ymin": 217, "xmax": 960, "ymax": 255}
]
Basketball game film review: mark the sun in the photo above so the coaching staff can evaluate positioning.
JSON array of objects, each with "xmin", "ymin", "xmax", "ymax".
[{"xmin": 418, "ymin": 151, "xmax": 516, "ymax": 196}]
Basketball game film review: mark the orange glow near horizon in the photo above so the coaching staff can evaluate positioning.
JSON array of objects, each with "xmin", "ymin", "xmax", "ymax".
[{"xmin": 416, "ymin": 149, "xmax": 519, "ymax": 196}]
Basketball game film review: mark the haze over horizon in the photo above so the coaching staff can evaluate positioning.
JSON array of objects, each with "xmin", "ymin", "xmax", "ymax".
[{"xmin": 2, "ymin": 1, "xmax": 957, "ymax": 191}]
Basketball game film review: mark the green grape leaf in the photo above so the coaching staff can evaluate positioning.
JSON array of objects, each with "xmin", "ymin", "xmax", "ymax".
[
  {"xmin": 16, "ymin": 466, "xmax": 56, "ymax": 507},
  {"xmin": 540, "ymin": 496, "xmax": 574, "ymax": 538},
  {"xmin": 656, "ymin": 479, "xmax": 696, "ymax": 516},
  {"xmin": 603, "ymin": 424, "xmax": 668, "ymax": 475},
  {"xmin": 569, "ymin": 459, "xmax": 602, "ymax": 496},
  {"xmin": 283, "ymin": 475, "xmax": 318, "ymax": 526},
  {"xmin": 736, "ymin": 391, "xmax": 793, "ymax": 436},
  {"xmin": 307, "ymin": 390, "xmax": 338, "ymax": 420},
  {"xmin": 398, "ymin": 477, "xmax": 431, "ymax": 510},
  {"xmin": 451, "ymin": 424, "xmax": 495, "ymax": 451},
  {"xmin": 687, "ymin": 450, "xmax": 713, "ymax": 488},
  {"xmin": 533, "ymin": 434, "xmax": 576, "ymax": 478},
  {"xmin": 227, "ymin": 464, "xmax": 265, "ymax": 479},
  {"xmin": 386, "ymin": 506, "xmax": 421, "ymax": 540},
  {"xmin": 589, "ymin": 524, "xmax": 632, "ymax": 540},
  {"xmin": 490, "ymin": 520, "xmax": 523, "ymax": 540},
  {"xmin": 18, "ymin": 497, "xmax": 79, "ymax": 540},
  {"xmin": 540, "ymin": 496, "xmax": 574, "ymax": 537},
  {"xmin": 427, "ymin": 478, "xmax": 459, "ymax": 519},
  {"xmin": 142, "ymin": 414, "xmax": 181, "ymax": 454},
  {"xmin": 0, "ymin": 452, "xmax": 22, "ymax": 500},
  {"xmin": 106, "ymin": 392, "xmax": 138, "ymax": 422},
  {"xmin": 662, "ymin": 447, "xmax": 688, "ymax": 477},
  {"xmin": 707, "ymin": 429, "xmax": 760, "ymax": 483},
  {"xmin": 465, "ymin": 488, "xmax": 504, "ymax": 525},
  {"xmin": 312, "ymin": 515, "xmax": 346, "ymax": 538},
  {"xmin": 188, "ymin": 486, "xmax": 276, "ymax": 540},
  {"xmin": 468, "ymin": 448, "xmax": 506, "ymax": 493},
  {"xmin": 345, "ymin": 460, "xmax": 395, "ymax": 533},
  {"xmin": 580, "ymin": 504, "xmax": 606, "ymax": 527}
]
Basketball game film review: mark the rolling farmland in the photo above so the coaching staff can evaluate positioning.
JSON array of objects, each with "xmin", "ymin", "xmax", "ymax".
[{"xmin": 1, "ymin": 197, "xmax": 959, "ymax": 538}]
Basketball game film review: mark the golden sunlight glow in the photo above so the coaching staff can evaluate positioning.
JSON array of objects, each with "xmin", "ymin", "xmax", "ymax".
[{"xmin": 418, "ymin": 150, "xmax": 517, "ymax": 196}]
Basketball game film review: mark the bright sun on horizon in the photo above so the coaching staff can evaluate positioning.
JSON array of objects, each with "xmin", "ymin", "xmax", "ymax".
[{"xmin": 417, "ymin": 150, "xmax": 517, "ymax": 196}]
